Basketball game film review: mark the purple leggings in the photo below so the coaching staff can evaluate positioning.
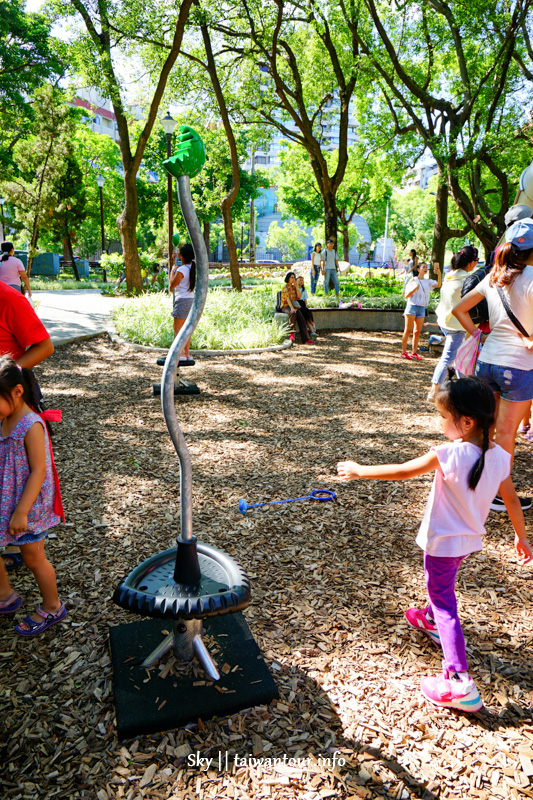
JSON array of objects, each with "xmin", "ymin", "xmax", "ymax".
[{"xmin": 424, "ymin": 552, "xmax": 468, "ymax": 673}]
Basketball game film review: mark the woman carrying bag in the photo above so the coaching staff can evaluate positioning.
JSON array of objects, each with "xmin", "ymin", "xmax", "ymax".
[
  {"xmin": 427, "ymin": 246, "xmax": 478, "ymax": 399},
  {"xmin": 453, "ymin": 219, "xmax": 533, "ymax": 512}
]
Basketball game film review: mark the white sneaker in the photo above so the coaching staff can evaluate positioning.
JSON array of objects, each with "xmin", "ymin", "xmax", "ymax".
[
  {"xmin": 490, "ymin": 495, "xmax": 532, "ymax": 512},
  {"xmin": 421, "ymin": 667, "xmax": 482, "ymax": 712}
]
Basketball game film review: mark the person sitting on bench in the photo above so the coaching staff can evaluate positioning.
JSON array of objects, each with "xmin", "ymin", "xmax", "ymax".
[{"xmin": 280, "ymin": 272, "xmax": 315, "ymax": 344}]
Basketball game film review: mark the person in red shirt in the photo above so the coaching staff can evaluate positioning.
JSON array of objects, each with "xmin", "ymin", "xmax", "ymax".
[
  {"xmin": 0, "ymin": 282, "xmax": 54, "ymax": 570},
  {"xmin": 0, "ymin": 282, "xmax": 53, "ymax": 367}
]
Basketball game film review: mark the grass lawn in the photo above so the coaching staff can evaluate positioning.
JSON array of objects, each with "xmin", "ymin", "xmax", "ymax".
[
  {"xmin": 31, "ymin": 278, "xmax": 107, "ymax": 290},
  {"xmin": 112, "ymin": 270, "xmax": 438, "ymax": 349},
  {"xmin": 113, "ymin": 288, "xmax": 288, "ymax": 350}
]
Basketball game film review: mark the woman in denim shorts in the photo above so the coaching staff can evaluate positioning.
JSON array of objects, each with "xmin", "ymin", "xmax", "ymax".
[
  {"xmin": 401, "ymin": 262, "xmax": 441, "ymax": 359},
  {"xmin": 427, "ymin": 246, "xmax": 478, "ymax": 399},
  {"xmin": 169, "ymin": 242, "xmax": 196, "ymax": 361},
  {"xmin": 453, "ymin": 219, "xmax": 533, "ymax": 510}
]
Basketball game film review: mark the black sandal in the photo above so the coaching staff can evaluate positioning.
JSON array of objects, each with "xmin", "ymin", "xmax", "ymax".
[{"xmin": 1, "ymin": 552, "xmax": 24, "ymax": 572}]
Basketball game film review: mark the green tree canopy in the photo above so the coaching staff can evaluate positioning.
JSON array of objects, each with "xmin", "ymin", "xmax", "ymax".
[
  {"xmin": 0, "ymin": 0, "xmax": 63, "ymax": 168},
  {"xmin": 350, "ymin": 0, "xmax": 533, "ymax": 259},
  {"xmin": 0, "ymin": 86, "xmax": 82, "ymax": 273},
  {"xmin": 266, "ymin": 220, "xmax": 307, "ymax": 261}
]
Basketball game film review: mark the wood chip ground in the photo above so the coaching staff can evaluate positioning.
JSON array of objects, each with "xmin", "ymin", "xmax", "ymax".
[{"xmin": 1, "ymin": 331, "xmax": 533, "ymax": 800}]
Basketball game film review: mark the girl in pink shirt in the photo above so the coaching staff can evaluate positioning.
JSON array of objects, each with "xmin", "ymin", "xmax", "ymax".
[
  {"xmin": 337, "ymin": 376, "xmax": 531, "ymax": 712},
  {"xmin": 0, "ymin": 242, "xmax": 32, "ymax": 296}
]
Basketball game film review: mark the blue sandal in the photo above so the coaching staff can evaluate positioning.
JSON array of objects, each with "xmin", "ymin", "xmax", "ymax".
[
  {"xmin": 0, "ymin": 592, "xmax": 22, "ymax": 614},
  {"xmin": 1, "ymin": 552, "xmax": 24, "ymax": 571},
  {"xmin": 15, "ymin": 602, "xmax": 66, "ymax": 636}
]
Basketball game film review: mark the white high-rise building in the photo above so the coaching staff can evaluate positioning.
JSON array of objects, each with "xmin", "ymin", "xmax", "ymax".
[
  {"xmin": 243, "ymin": 95, "xmax": 359, "ymax": 169},
  {"xmin": 403, "ymin": 157, "xmax": 439, "ymax": 191}
]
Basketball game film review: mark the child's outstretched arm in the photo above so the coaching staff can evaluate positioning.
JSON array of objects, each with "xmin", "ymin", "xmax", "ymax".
[
  {"xmin": 337, "ymin": 450, "xmax": 439, "ymax": 482},
  {"xmin": 9, "ymin": 422, "xmax": 47, "ymax": 536},
  {"xmin": 499, "ymin": 475, "xmax": 532, "ymax": 564}
]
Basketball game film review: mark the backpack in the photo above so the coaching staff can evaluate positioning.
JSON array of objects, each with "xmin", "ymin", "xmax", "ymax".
[
  {"xmin": 460, "ymin": 254, "xmax": 493, "ymax": 325},
  {"xmin": 275, "ymin": 290, "xmax": 283, "ymax": 313}
]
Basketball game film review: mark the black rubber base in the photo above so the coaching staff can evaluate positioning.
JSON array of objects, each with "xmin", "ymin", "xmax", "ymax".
[
  {"xmin": 152, "ymin": 380, "xmax": 200, "ymax": 396},
  {"xmin": 110, "ymin": 614, "xmax": 278, "ymax": 740},
  {"xmin": 156, "ymin": 357, "xmax": 195, "ymax": 367}
]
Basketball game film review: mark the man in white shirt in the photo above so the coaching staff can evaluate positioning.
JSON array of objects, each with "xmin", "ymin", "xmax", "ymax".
[{"xmin": 321, "ymin": 239, "xmax": 340, "ymax": 301}]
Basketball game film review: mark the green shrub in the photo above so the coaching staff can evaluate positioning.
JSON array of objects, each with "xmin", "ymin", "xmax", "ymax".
[
  {"xmin": 113, "ymin": 289, "xmax": 288, "ymax": 350},
  {"xmin": 101, "ymin": 251, "xmax": 158, "ymax": 278}
]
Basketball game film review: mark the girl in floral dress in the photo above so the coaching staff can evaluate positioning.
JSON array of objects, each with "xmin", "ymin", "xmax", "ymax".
[{"xmin": 0, "ymin": 357, "xmax": 66, "ymax": 635}]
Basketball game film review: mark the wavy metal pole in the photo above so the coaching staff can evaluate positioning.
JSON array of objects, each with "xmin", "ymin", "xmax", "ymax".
[{"xmin": 161, "ymin": 174, "xmax": 209, "ymax": 544}]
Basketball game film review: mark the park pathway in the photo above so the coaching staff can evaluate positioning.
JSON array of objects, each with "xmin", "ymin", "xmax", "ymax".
[{"xmin": 33, "ymin": 289, "xmax": 122, "ymax": 345}]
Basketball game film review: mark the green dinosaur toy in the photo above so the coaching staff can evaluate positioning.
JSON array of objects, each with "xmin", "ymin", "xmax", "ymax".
[{"xmin": 163, "ymin": 125, "xmax": 206, "ymax": 179}]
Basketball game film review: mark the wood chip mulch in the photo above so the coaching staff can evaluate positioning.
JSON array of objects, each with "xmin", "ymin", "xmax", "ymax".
[{"xmin": 2, "ymin": 331, "xmax": 533, "ymax": 800}]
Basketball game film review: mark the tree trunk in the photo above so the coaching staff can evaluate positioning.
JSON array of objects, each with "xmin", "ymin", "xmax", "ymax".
[
  {"xmin": 221, "ymin": 206, "xmax": 241, "ymax": 291},
  {"xmin": 446, "ymin": 164, "xmax": 498, "ymax": 253},
  {"xmin": 203, "ymin": 221, "xmax": 210, "ymax": 261},
  {"xmin": 429, "ymin": 163, "xmax": 471, "ymax": 274},
  {"xmin": 341, "ymin": 227, "xmax": 350, "ymax": 262},
  {"xmin": 62, "ymin": 233, "xmax": 80, "ymax": 280},
  {"xmin": 431, "ymin": 172, "xmax": 449, "ymax": 276},
  {"xmin": 323, "ymin": 190, "xmax": 338, "ymax": 246},
  {"xmin": 27, "ymin": 223, "xmax": 39, "ymax": 277},
  {"xmin": 199, "ymin": 19, "xmax": 242, "ymax": 291},
  {"xmin": 117, "ymin": 170, "xmax": 143, "ymax": 293}
]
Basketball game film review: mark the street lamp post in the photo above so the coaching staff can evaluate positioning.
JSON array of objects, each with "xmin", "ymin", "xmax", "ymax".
[
  {"xmin": 240, "ymin": 221, "xmax": 244, "ymax": 262},
  {"xmin": 382, "ymin": 200, "xmax": 389, "ymax": 264},
  {"xmin": 0, "ymin": 196, "xmax": 5, "ymax": 242},
  {"xmin": 96, "ymin": 175, "xmax": 106, "ymax": 281},
  {"xmin": 249, "ymin": 150, "xmax": 256, "ymax": 264},
  {"xmin": 161, "ymin": 112, "xmax": 177, "ymax": 275}
]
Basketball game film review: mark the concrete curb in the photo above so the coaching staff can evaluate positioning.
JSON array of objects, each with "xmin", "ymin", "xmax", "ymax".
[
  {"xmin": 53, "ymin": 331, "xmax": 107, "ymax": 348},
  {"xmin": 107, "ymin": 328, "xmax": 293, "ymax": 357}
]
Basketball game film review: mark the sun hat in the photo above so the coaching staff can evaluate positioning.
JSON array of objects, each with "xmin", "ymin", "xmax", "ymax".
[
  {"xmin": 504, "ymin": 204, "xmax": 533, "ymax": 228},
  {"xmin": 505, "ymin": 218, "xmax": 533, "ymax": 250}
]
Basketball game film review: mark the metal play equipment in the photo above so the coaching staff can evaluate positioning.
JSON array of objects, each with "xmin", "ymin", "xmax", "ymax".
[{"xmin": 113, "ymin": 126, "xmax": 251, "ymax": 680}]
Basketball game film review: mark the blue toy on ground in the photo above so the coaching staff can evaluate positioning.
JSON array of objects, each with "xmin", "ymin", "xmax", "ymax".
[{"xmin": 239, "ymin": 489, "xmax": 336, "ymax": 514}]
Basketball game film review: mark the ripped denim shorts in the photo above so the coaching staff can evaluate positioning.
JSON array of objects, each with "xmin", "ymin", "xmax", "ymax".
[{"xmin": 475, "ymin": 360, "xmax": 533, "ymax": 402}]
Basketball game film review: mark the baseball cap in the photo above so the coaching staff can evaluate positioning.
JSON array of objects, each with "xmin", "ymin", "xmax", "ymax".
[
  {"xmin": 504, "ymin": 204, "xmax": 533, "ymax": 228},
  {"xmin": 505, "ymin": 218, "xmax": 533, "ymax": 249}
]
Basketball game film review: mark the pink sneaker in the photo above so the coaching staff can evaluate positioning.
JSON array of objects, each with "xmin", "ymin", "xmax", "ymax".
[
  {"xmin": 410, "ymin": 353, "xmax": 422, "ymax": 360},
  {"xmin": 421, "ymin": 668, "xmax": 482, "ymax": 712},
  {"xmin": 401, "ymin": 352, "xmax": 412, "ymax": 360},
  {"xmin": 405, "ymin": 607, "xmax": 440, "ymax": 646},
  {"xmin": 289, "ymin": 333, "xmax": 295, "ymax": 341}
]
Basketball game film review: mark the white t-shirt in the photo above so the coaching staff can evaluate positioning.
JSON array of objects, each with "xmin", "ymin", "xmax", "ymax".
[
  {"xmin": 476, "ymin": 266, "xmax": 533, "ymax": 370},
  {"xmin": 172, "ymin": 263, "xmax": 194, "ymax": 299},
  {"xmin": 311, "ymin": 252, "xmax": 322, "ymax": 266},
  {"xmin": 416, "ymin": 440, "xmax": 511, "ymax": 557},
  {"xmin": 407, "ymin": 277, "xmax": 438, "ymax": 307}
]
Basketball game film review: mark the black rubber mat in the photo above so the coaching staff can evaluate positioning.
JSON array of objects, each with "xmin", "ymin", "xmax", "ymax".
[{"xmin": 110, "ymin": 613, "xmax": 278, "ymax": 739}]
